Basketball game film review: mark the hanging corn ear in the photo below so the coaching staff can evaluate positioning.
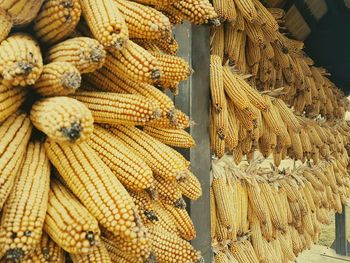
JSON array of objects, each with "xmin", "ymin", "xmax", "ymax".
[
  {"xmin": 144, "ymin": 36, "xmax": 179, "ymax": 55},
  {"xmin": 210, "ymin": 55, "xmax": 225, "ymax": 112},
  {"xmin": 0, "ymin": 113, "xmax": 31, "ymax": 210},
  {"xmin": 143, "ymin": 126, "xmax": 195, "ymax": 148},
  {"xmin": 34, "ymin": 0, "xmax": 81, "ymax": 44},
  {"xmin": 102, "ymin": 229, "xmax": 152, "ymax": 262},
  {"xmin": 0, "ymin": 8, "xmax": 12, "ymax": 42},
  {"xmin": 70, "ymin": 243, "xmax": 111, "ymax": 263},
  {"xmin": 45, "ymin": 140, "xmax": 145, "ymax": 239},
  {"xmin": 245, "ymin": 20, "xmax": 265, "ymax": 48},
  {"xmin": 0, "ymin": 142, "xmax": 50, "ymax": 262},
  {"xmin": 154, "ymin": 53, "xmax": 192, "ymax": 84},
  {"xmin": 177, "ymin": 171, "xmax": 202, "ymax": 200},
  {"xmin": 230, "ymin": 241, "xmax": 259, "ymax": 263},
  {"xmin": 33, "ymin": 62, "xmax": 81, "ymax": 97},
  {"xmin": 130, "ymin": 0, "xmax": 180, "ymax": 8},
  {"xmin": 44, "ymin": 179, "xmax": 100, "ymax": 254},
  {"xmin": 162, "ymin": 0, "xmax": 219, "ymax": 25},
  {"xmin": 22, "ymin": 233, "xmax": 65, "ymax": 263},
  {"xmin": 212, "ymin": 0, "xmax": 236, "ymax": 22},
  {"xmin": 226, "ymin": 101, "xmax": 239, "ymax": 150},
  {"xmin": 0, "ymin": 34, "xmax": 43, "ymax": 86},
  {"xmin": 73, "ymin": 91, "xmax": 160, "ymax": 126},
  {"xmin": 211, "ymin": 25, "xmax": 225, "ymax": 59},
  {"xmin": 245, "ymin": 179, "xmax": 269, "ymax": 225},
  {"xmin": 234, "ymin": 0, "xmax": 257, "ymax": 22},
  {"xmin": 152, "ymin": 201, "xmax": 179, "ymax": 235},
  {"xmin": 80, "ymin": 0, "xmax": 128, "ymax": 49},
  {"xmin": 85, "ymin": 66, "xmax": 174, "ymax": 116},
  {"xmin": 109, "ymin": 125, "xmax": 189, "ymax": 180},
  {"xmin": 0, "ymin": 81, "xmax": 27, "ymax": 122},
  {"xmin": 148, "ymin": 225, "xmax": 202, "ymax": 263},
  {"xmin": 103, "ymin": 238, "xmax": 134, "ymax": 263},
  {"xmin": 210, "ymin": 105, "xmax": 227, "ymax": 158},
  {"xmin": 162, "ymin": 204, "xmax": 196, "ymax": 241},
  {"xmin": 261, "ymin": 96, "xmax": 286, "ymax": 137},
  {"xmin": 0, "ymin": 0, "xmax": 43, "ymax": 26},
  {"xmin": 87, "ymin": 126, "xmax": 154, "ymax": 192},
  {"xmin": 114, "ymin": 0, "xmax": 171, "ymax": 40},
  {"xmin": 105, "ymin": 40, "xmax": 161, "ymax": 84},
  {"xmin": 146, "ymin": 109, "xmax": 191, "ymax": 129},
  {"xmin": 46, "ymin": 37, "xmax": 106, "ymax": 74},
  {"xmin": 129, "ymin": 190, "xmax": 158, "ymax": 225},
  {"xmin": 155, "ymin": 176, "xmax": 184, "ymax": 208},
  {"xmin": 273, "ymin": 98, "xmax": 301, "ymax": 132},
  {"xmin": 214, "ymin": 251, "xmax": 230, "ymax": 263},
  {"xmin": 250, "ymin": 213, "xmax": 266, "ymax": 261},
  {"xmin": 30, "ymin": 97, "xmax": 94, "ymax": 144}
]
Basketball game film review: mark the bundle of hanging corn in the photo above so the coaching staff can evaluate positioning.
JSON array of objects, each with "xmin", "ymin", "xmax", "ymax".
[
  {"xmin": 0, "ymin": 0, "xmax": 220, "ymax": 261},
  {"xmin": 211, "ymin": 154, "xmax": 350, "ymax": 263},
  {"xmin": 210, "ymin": 0, "xmax": 350, "ymax": 121}
]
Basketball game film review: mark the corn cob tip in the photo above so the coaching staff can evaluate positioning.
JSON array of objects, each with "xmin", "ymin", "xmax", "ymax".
[
  {"xmin": 61, "ymin": 71, "xmax": 81, "ymax": 90},
  {"xmin": 144, "ymin": 210, "xmax": 159, "ymax": 222},
  {"xmin": 145, "ymin": 251, "xmax": 157, "ymax": 263},
  {"xmin": 59, "ymin": 121, "xmax": 83, "ymax": 141},
  {"xmin": 145, "ymin": 187, "xmax": 158, "ymax": 200},
  {"xmin": 90, "ymin": 46, "xmax": 106, "ymax": 62},
  {"xmin": 208, "ymin": 18, "xmax": 221, "ymax": 26},
  {"xmin": 174, "ymin": 197, "xmax": 187, "ymax": 209},
  {"xmin": 151, "ymin": 69, "xmax": 161, "ymax": 80},
  {"xmin": 4, "ymin": 248, "xmax": 25, "ymax": 262}
]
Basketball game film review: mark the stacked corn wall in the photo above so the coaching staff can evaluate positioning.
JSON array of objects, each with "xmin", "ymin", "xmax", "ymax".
[
  {"xmin": 210, "ymin": 0, "xmax": 350, "ymax": 262},
  {"xmin": 0, "ymin": 0, "xmax": 220, "ymax": 261}
]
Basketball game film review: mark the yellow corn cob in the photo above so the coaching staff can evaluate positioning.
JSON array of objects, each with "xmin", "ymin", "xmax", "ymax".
[
  {"xmin": 210, "ymin": 188, "xmax": 216, "ymax": 239},
  {"xmin": 214, "ymin": 251, "xmax": 230, "ymax": 263},
  {"xmin": 211, "ymin": 103, "xmax": 228, "ymax": 158},
  {"xmin": 47, "ymin": 37, "xmax": 106, "ymax": 74},
  {"xmin": 114, "ymin": 0, "xmax": 171, "ymax": 40},
  {"xmin": 164, "ymin": 0, "xmax": 219, "ymax": 25},
  {"xmin": 87, "ymin": 126, "xmax": 154, "ymax": 192},
  {"xmin": 148, "ymin": 225, "xmax": 202, "ymax": 262},
  {"xmin": 210, "ymin": 55, "xmax": 225, "ymax": 112},
  {"xmin": 245, "ymin": 20, "xmax": 265, "ymax": 48},
  {"xmin": 222, "ymin": 66, "xmax": 251, "ymax": 111},
  {"xmin": 102, "ymin": 228, "xmax": 152, "ymax": 262},
  {"xmin": 0, "ymin": 0, "xmax": 43, "ymax": 26},
  {"xmin": 0, "ymin": 34, "xmax": 43, "ymax": 86},
  {"xmin": 109, "ymin": 125, "xmax": 189, "ymax": 180},
  {"xmin": 289, "ymin": 129, "xmax": 303, "ymax": 160},
  {"xmin": 246, "ymin": 38, "xmax": 260, "ymax": 68},
  {"xmin": 155, "ymin": 176, "xmax": 184, "ymax": 208},
  {"xmin": 245, "ymin": 179, "xmax": 269, "ymax": 225},
  {"xmin": 152, "ymin": 201, "xmax": 179, "ymax": 235},
  {"xmin": 211, "ymin": 25, "xmax": 225, "ymax": 59},
  {"xmin": 306, "ymin": 126, "xmax": 323, "ymax": 148},
  {"xmin": 177, "ymin": 171, "xmax": 202, "ymax": 200},
  {"xmin": 0, "ymin": 81, "xmax": 27, "ymax": 122},
  {"xmin": 300, "ymin": 128, "xmax": 312, "ymax": 154},
  {"xmin": 129, "ymin": 190, "xmax": 158, "ymax": 226},
  {"xmin": 140, "ymin": 36, "xmax": 179, "ymax": 55},
  {"xmin": 250, "ymin": 213, "xmax": 266, "ymax": 261},
  {"xmin": 226, "ymin": 100, "xmax": 239, "ymax": 150},
  {"xmin": 0, "ymin": 142, "xmax": 50, "ymax": 261},
  {"xmin": 0, "ymin": 113, "xmax": 32, "ymax": 210},
  {"xmin": 85, "ymin": 66, "xmax": 174, "ymax": 116},
  {"xmin": 33, "ymin": 62, "xmax": 81, "ymax": 97},
  {"xmin": 105, "ymin": 40, "xmax": 161, "ymax": 84},
  {"xmin": 45, "ymin": 140, "xmax": 145, "ymax": 238},
  {"xmin": 224, "ymin": 24, "xmax": 244, "ymax": 63},
  {"xmin": 143, "ymin": 127, "xmax": 195, "ymax": 149},
  {"xmin": 212, "ymin": 174, "xmax": 235, "ymax": 230},
  {"xmin": 44, "ymin": 179, "xmax": 100, "ymax": 254},
  {"xmin": 231, "ymin": 241, "xmax": 259, "ymax": 263},
  {"xmin": 273, "ymin": 98, "xmax": 301, "ymax": 132},
  {"xmin": 234, "ymin": 0, "xmax": 257, "ymax": 22},
  {"xmin": 146, "ymin": 109, "xmax": 191, "ymax": 130},
  {"xmin": 21, "ymin": 233, "xmax": 65, "ymax": 263},
  {"xmin": 162, "ymin": 204, "xmax": 196, "ymax": 241},
  {"xmin": 73, "ymin": 91, "xmax": 160, "ymax": 126},
  {"xmin": 34, "ymin": 0, "xmax": 81, "ymax": 44},
  {"xmin": 213, "ymin": 0, "xmax": 236, "ymax": 22},
  {"xmin": 215, "ymin": 216, "xmax": 228, "ymax": 242},
  {"xmin": 261, "ymin": 96, "xmax": 286, "ymax": 137},
  {"xmin": 154, "ymin": 53, "xmax": 191, "ymax": 84},
  {"xmin": 30, "ymin": 97, "xmax": 93, "ymax": 144},
  {"xmin": 70, "ymin": 243, "xmax": 111, "ymax": 263},
  {"xmin": 0, "ymin": 8, "xmax": 12, "ymax": 42},
  {"xmin": 80, "ymin": 0, "xmax": 128, "ymax": 49}
]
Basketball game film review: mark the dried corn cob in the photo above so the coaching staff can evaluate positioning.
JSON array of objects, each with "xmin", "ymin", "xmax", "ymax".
[
  {"xmin": 45, "ymin": 140, "xmax": 145, "ymax": 238},
  {"xmin": 34, "ymin": 0, "xmax": 81, "ymax": 44},
  {"xmin": 155, "ymin": 176, "xmax": 184, "ymax": 208},
  {"xmin": 210, "ymin": 55, "xmax": 225, "ymax": 112},
  {"xmin": 213, "ymin": 0, "xmax": 236, "ymax": 22},
  {"xmin": 250, "ymin": 213, "xmax": 266, "ymax": 261},
  {"xmin": 0, "ymin": 113, "xmax": 32, "ymax": 210},
  {"xmin": 177, "ymin": 171, "xmax": 202, "ymax": 200},
  {"xmin": 85, "ymin": 66, "xmax": 174, "ymax": 116},
  {"xmin": 146, "ymin": 109, "xmax": 191, "ymax": 129},
  {"xmin": 105, "ymin": 40, "xmax": 161, "ymax": 84},
  {"xmin": 73, "ymin": 91, "xmax": 160, "ymax": 126},
  {"xmin": 245, "ymin": 179, "xmax": 269, "ymax": 225},
  {"xmin": 231, "ymin": 240, "xmax": 259, "ymax": 263},
  {"xmin": 234, "ymin": 0, "xmax": 257, "ymax": 22},
  {"xmin": 0, "ymin": 34, "xmax": 43, "ymax": 86},
  {"xmin": 0, "ymin": 81, "xmax": 27, "ymax": 122},
  {"xmin": 0, "ymin": 142, "xmax": 50, "ymax": 261},
  {"xmin": 273, "ymin": 98, "xmax": 301, "ymax": 132},
  {"xmin": 109, "ymin": 125, "xmax": 189, "ymax": 180},
  {"xmin": 22, "ymin": 233, "xmax": 65, "ymax": 263},
  {"xmin": 33, "ymin": 62, "xmax": 81, "ymax": 97},
  {"xmin": 0, "ymin": 0, "xmax": 43, "ymax": 26},
  {"xmin": 115, "ymin": 0, "xmax": 171, "ymax": 40},
  {"xmin": 211, "ymin": 25, "xmax": 224, "ymax": 59},
  {"xmin": 87, "ymin": 126, "xmax": 154, "ymax": 192},
  {"xmin": 0, "ymin": 8, "xmax": 12, "ymax": 42},
  {"xmin": 44, "ymin": 179, "xmax": 100, "ymax": 254},
  {"xmin": 143, "ymin": 126, "xmax": 195, "ymax": 148},
  {"xmin": 30, "ymin": 97, "xmax": 93, "ymax": 144},
  {"xmin": 102, "ymin": 238, "xmax": 133, "ymax": 263},
  {"xmin": 46, "ymin": 37, "xmax": 106, "ymax": 74},
  {"xmin": 163, "ymin": 204, "xmax": 196, "ymax": 241},
  {"xmin": 80, "ymin": 0, "xmax": 128, "ymax": 49},
  {"xmin": 70, "ymin": 243, "xmax": 111, "ymax": 263},
  {"xmin": 152, "ymin": 201, "xmax": 179, "ymax": 235},
  {"xmin": 214, "ymin": 251, "xmax": 230, "ymax": 263},
  {"xmin": 261, "ymin": 96, "xmax": 285, "ymax": 137},
  {"xmin": 148, "ymin": 225, "xmax": 202, "ymax": 262},
  {"xmin": 226, "ymin": 101, "xmax": 239, "ymax": 150}
]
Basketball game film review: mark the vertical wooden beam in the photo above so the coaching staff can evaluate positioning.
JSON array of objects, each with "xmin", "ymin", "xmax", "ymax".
[
  {"xmin": 173, "ymin": 22, "xmax": 212, "ymax": 262},
  {"xmin": 331, "ymin": 204, "xmax": 350, "ymax": 256}
]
